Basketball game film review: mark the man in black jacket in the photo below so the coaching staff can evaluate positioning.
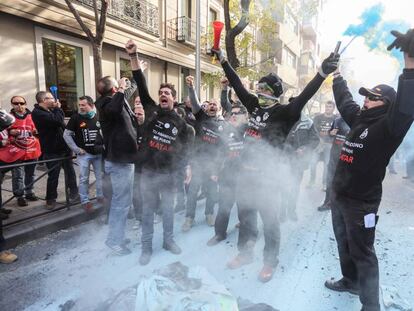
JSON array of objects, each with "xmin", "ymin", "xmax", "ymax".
[
  {"xmin": 125, "ymin": 40, "xmax": 190, "ymax": 265},
  {"xmin": 211, "ymin": 47, "xmax": 339, "ymax": 282},
  {"xmin": 325, "ymin": 33, "xmax": 414, "ymax": 311},
  {"xmin": 181, "ymin": 75, "xmax": 230, "ymax": 232},
  {"xmin": 96, "ymin": 74, "xmax": 139, "ymax": 256},
  {"xmin": 32, "ymin": 91, "xmax": 78, "ymax": 210}
]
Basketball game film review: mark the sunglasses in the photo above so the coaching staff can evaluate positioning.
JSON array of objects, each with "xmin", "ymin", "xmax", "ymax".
[
  {"xmin": 12, "ymin": 102, "xmax": 26, "ymax": 106},
  {"xmin": 366, "ymin": 95, "xmax": 383, "ymax": 101}
]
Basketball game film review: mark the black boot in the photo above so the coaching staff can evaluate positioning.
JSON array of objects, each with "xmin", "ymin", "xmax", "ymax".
[
  {"xmin": 139, "ymin": 248, "xmax": 152, "ymax": 266},
  {"xmin": 325, "ymin": 277, "xmax": 359, "ymax": 295},
  {"xmin": 163, "ymin": 240, "xmax": 182, "ymax": 254}
]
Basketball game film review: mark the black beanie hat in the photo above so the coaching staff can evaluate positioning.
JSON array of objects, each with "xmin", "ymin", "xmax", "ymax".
[{"xmin": 258, "ymin": 73, "xmax": 284, "ymax": 97}]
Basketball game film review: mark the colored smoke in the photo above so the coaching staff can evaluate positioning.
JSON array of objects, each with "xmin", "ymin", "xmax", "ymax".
[{"xmin": 344, "ymin": 3, "xmax": 410, "ymax": 72}]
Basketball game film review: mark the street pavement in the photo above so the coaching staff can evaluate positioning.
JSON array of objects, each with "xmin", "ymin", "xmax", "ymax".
[{"xmin": 0, "ymin": 164, "xmax": 413, "ymax": 311}]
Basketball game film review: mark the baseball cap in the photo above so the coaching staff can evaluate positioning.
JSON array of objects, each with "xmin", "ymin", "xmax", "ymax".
[{"xmin": 359, "ymin": 84, "xmax": 396, "ymax": 105}]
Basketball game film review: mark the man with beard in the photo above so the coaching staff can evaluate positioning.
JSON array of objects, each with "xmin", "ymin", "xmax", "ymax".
[
  {"xmin": 325, "ymin": 30, "xmax": 414, "ymax": 311},
  {"xmin": 207, "ymin": 102, "xmax": 249, "ymax": 246},
  {"xmin": 182, "ymin": 75, "xmax": 229, "ymax": 231},
  {"xmin": 125, "ymin": 40, "xmax": 190, "ymax": 265},
  {"xmin": 211, "ymin": 47, "xmax": 339, "ymax": 282}
]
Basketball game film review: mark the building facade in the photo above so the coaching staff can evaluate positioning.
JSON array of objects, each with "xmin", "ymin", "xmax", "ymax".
[{"xmin": 0, "ymin": 0, "xmax": 224, "ymax": 115}]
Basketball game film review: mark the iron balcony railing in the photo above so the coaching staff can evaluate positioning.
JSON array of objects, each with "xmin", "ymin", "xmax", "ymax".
[
  {"xmin": 75, "ymin": 0, "xmax": 159, "ymax": 36},
  {"xmin": 167, "ymin": 16, "xmax": 205, "ymax": 46}
]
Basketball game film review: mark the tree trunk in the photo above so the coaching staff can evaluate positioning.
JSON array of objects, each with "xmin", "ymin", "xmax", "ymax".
[{"xmin": 92, "ymin": 43, "xmax": 103, "ymax": 95}]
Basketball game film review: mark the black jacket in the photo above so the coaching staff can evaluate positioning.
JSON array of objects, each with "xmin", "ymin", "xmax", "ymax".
[
  {"xmin": 222, "ymin": 61, "xmax": 325, "ymax": 149},
  {"xmin": 133, "ymin": 69, "xmax": 190, "ymax": 173},
  {"xmin": 96, "ymin": 92, "xmax": 139, "ymax": 163},
  {"xmin": 332, "ymin": 69, "xmax": 414, "ymax": 201},
  {"xmin": 31, "ymin": 104, "xmax": 69, "ymax": 154}
]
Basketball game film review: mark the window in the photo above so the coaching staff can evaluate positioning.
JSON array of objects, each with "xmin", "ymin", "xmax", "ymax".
[
  {"xmin": 283, "ymin": 47, "xmax": 297, "ymax": 69},
  {"xmin": 42, "ymin": 38, "xmax": 84, "ymax": 117},
  {"xmin": 284, "ymin": 9, "xmax": 298, "ymax": 34},
  {"xmin": 180, "ymin": 67, "xmax": 190, "ymax": 102}
]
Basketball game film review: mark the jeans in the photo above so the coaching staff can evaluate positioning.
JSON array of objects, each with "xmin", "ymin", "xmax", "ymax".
[
  {"xmin": 77, "ymin": 153, "xmax": 103, "ymax": 204},
  {"xmin": 43, "ymin": 153, "xmax": 78, "ymax": 201},
  {"xmin": 141, "ymin": 168, "xmax": 175, "ymax": 250},
  {"xmin": 105, "ymin": 160, "xmax": 134, "ymax": 247},
  {"xmin": 12, "ymin": 162, "xmax": 36, "ymax": 197},
  {"xmin": 331, "ymin": 193, "xmax": 381, "ymax": 311},
  {"xmin": 0, "ymin": 163, "xmax": 13, "ymax": 251},
  {"xmin": 215, "ymin": 173, "xmax": 238, "ymax": 238}
]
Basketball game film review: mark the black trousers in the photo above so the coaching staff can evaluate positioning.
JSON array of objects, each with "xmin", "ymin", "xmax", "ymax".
[
  {"xmin": 43, "ymin": 153, "xmax": 78, "ymax": 201},
  {"xmin": 186, "ymin": 163, "xmax": 217, "ymax": 219},
  {"xmin": 331, "ymin": 193, "xmax": 380, "ymax": 311},
  {"xmin": 236, "ymin": 169, "xmax": 281, "ymax": 267},
  {"xmin": 214, "ymin": 175, "xmax": 239, "ymax": 238}
]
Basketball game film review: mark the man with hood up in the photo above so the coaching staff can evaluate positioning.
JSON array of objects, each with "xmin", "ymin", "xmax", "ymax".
[{"xmin": 211, "ymin": 47, "xmax": 339, "ymax": 282}]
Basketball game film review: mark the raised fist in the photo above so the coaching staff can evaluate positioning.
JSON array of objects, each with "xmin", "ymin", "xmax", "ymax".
[
  {"xmin": 220, "ymin": 77, "xmax": 229, "ymax": 87},
  {"xmin": 125, "ymin": 39, "xmax": 137, "ymax": 54},
  {"xmin": 185, "ymin": 76, "xmax": 194, "ymax": 87}
]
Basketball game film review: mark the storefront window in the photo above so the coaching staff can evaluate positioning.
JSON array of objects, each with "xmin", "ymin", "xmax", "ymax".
[{"xmin": 42, "ymin": 38, "xmax": 84, "ymax": 117}]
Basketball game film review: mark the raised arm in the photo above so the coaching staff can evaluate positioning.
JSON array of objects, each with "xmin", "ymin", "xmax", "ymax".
[
  {"xmin": 211, "ymin": 48, "xmax": 257, "ymax": 112},
  {"xmin": 125, "ymin": 40, "xmax": 157, "ymax": 109},
  {"xmin": 287, "ymin": 53, "xmax": 339, "ymax": 118},
  {"xmin": 185, "ymin": 75, "xmax": 202, "ymax": 114},
  {"xmin": 220, "ymin": 77, "xmax": 232, "ymax": 114},
  {"xmin": 332, "ymin": 75, "xmax": 360, "ymax": 127},
  {"xmin": 387, "ymin": 53, "xmax": 414, "ymax": 136},
  {"xmin": 32, "ymin": 107, "xmax": 65, "ymax": 129}
]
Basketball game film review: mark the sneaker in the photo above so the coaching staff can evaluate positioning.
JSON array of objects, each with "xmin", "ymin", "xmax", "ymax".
[
  {"xmin": 324, "ymin": 277, "xmax": 359, "ymax": 295},
  {"xmin": 163, "ymin": 240, "xmax": 182, "ymax": 255},
  {"xmin": 82, "ymin": 202, "xmax": 94, "ymax": 213},
  {"xmin": 68, "ymin": 192, "xmax": 80, "ymax": 203},
  {"xmin": 0, "ymin": 251, "xmax": 18, "ymax": 264},
  {"xmin": 182, "ymin": 217, "xmax": 194, "ymax": 232},
  {"xmin": 207, "ymin": 235, "xmax": 225, "ymax": 246},
  {"xmin": 105, "ymin": 242, "xmax": 131, "ymax": 256},
  {"xmin": 45, "ymin": 200, "xmax": 56, "ymax": 210},
  {"xmin": 226, "ymin": 253, "xmax": 254, "ymax": 270},
  {"xmin": 258, "ymin": 264, "xmax": 274, "ymax": 283},
  {"xmin": 139, "ymin": 249, "xmax": 152, "ymax": 265},
  {"xmin": 206, "ymin": 214, "xmax": 215, "ymax": 226},
  {"xmin": 0, "ymin": 208, "xmax": 12, "ymax": 214},
  {"xmin": 17, "ymin": 197, "xmax": 28, "ymax": 207},
  {"xmin": 25, "ymin": 194, "xmax": 38, "ymax": 201},
  {"xmin": 317, "ymin": 203, "xmax": 331, "ymax": 212}
]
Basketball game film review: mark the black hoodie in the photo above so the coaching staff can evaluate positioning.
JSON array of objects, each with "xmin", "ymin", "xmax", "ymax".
[{"xmin": 332, "ymin": 69, "xmax": 414, "ymax": 202}]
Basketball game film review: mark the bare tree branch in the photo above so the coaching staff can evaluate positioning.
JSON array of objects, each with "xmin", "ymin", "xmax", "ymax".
[
  {"xmin": 64, "ymin": 0, "xmax": 95, "ymax": 41},
  {"xmin": 92, "ymin": 0, "xmax": 99, "ymax": 34},
  {"xmin": 96, "ymin": 0, "xmax": 109, "ymax": 43}
]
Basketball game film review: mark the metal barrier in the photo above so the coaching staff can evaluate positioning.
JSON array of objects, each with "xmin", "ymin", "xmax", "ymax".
[{"xmin": 0, "ymin": 155, "xmax": 99, "ymax": 227}]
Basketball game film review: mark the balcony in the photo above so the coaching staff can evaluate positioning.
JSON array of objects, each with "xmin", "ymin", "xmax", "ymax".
[
  {"xmin": 74, "ymin": 0, "xmax": 159, "ymax": 36},
  {"xmin": 302, "ymin": 17, "xmax": 317, "ymax": 40},
  {"xmin": 167, "ymin": 16, "xmax": 205, "ymax": 46}
]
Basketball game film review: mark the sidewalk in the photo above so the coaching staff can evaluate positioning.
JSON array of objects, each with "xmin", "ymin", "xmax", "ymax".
[{"xmin": 2, "ymin": 160, "xmax": 101, "ymax": 248}]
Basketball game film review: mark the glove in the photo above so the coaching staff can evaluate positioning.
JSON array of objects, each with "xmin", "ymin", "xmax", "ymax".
[
  {"xmin": 211, "ymin": 48, "xmax": 226, "ymax": 64},
  {"xmin": 318, "ymin": 53, "xmax": 340, "ymax": 78},
  {"xmin": 387, "ymin": 29, "xmax": 414, "ymax": 57}
]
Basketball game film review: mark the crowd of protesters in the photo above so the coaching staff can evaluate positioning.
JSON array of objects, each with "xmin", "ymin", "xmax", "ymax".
[{"xmin": 1, "ymin": 28, "xmax": 414, "ymax": 311}]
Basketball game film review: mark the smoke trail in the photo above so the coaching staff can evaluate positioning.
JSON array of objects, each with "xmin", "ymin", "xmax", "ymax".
[
  {"xmin": 343, "ymin": 3, "xmax": 410, "ymax": 73},
  {"xmin": 344, "ymin": 4, "xmax": 384, "ymax": 37}
]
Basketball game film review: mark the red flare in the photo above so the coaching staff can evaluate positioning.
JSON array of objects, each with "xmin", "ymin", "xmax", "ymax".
[{"xmin": 212, "ymin": 21, "xmax": 224, "ymax": 49}]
